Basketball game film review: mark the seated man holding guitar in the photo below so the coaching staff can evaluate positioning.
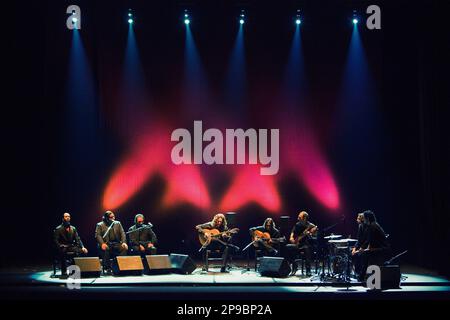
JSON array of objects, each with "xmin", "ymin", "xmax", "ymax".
[
  {"xmin": 249, "ymin": 218, "xmax": 285, "ymax": 256},
  {"xmin": 285, "ymin": 211, "xmax": 318, "ymax": 275},
  {"xmin": 196, "ymin": 213, "xmax": 239, "ymax": 272}
]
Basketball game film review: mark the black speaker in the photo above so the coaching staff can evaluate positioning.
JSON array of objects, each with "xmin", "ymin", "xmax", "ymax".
[
  {"xmin": 112, "ymin": 256, "xmax": 144, "ymax": 276},
  {"xmin": 143, "ymin": 255, "xmax": 172, "ymax": 274},
  {"xmin": 170, "ymin": 254, "xmax": 197, "ymax": 274},
  {"xmin": 380, "ymin": 265, "xmax": 401, "ymax": 289},
  {"xmin": 258, "ymin": 257, "xmax": 291, "ymax": 278},
  {"xmin": 73, "ymin": 257, "xmax": 102, "ymax": 278}
]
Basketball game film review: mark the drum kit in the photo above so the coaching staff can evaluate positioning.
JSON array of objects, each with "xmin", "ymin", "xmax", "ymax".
[{"xmin": 317, "ymin": 234, "xmax": 358, "ymax": 281}]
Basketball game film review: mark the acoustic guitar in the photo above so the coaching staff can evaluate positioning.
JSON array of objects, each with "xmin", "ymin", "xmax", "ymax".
[
  {"xmin": 252, "ymin": 230, "xmax": 286, "ymax": 244},
  {"xmin": 293, "ymin": 225, "xmax": 318, "ymax": 245},
  {"xmin": 198, "ymin": 228, "xmax": 240, "ymax": 246}
]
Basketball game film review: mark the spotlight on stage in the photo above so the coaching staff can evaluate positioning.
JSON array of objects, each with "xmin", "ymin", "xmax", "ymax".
[
  {"xmin": 295, "ymin": 9, "xmax": 301, "ymax": 25},
  {"xmin": 352, "ymin": 10, "xmax": 358, "ymax": 25},
  {"xmin": 239, "ymin": 10, "xmax": 245, "ymax": 25},
  {"xmin": 184, "ymin": 10, "xmax": 190, "ymax": 25},
  {"xmin": 128, "ymin": 9, "xmax": 134, "ymax": 25}
]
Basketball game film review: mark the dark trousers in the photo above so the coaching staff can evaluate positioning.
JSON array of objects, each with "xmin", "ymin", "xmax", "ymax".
[
  {"xmin": 352, "ymin": 251, "xmax": 364, "ymax": 278},
  {"xmin": 253, "ymin": 240, "xmax": 278, "ymax": 256},
  {"xmin": 99, "ymin": 243, "xmax": 127, "ymax": 268},
  {"xmin": 205, "ymin": 240, "xmax": 238, "ymax": 268},
  {"xmin": 57, "ymin": 245, "xmax": 83, "ymax": 274},
  {"xmin": 130, "ymin": 245, "xmax": 157, "ymax": 256},
  {"xmin": 285, "ymin": 243, "xmax": 313, "ymax": 271}
]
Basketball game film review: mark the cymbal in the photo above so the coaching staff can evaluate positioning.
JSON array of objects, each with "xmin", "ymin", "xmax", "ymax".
[
  {"xmin": 324, "ymin": 234, "xmax": 342, "ymax": 239},
  {"xmin": 328, "ymin": 238, "xmax": 358, "ymax": 243}
]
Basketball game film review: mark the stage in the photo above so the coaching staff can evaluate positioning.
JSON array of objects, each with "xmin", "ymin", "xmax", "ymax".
[
  {"xmin": 1, "ymin": 264, "xmax": 449, "ymax": 300},
  {"xmin": 8, "ymin": 0, "xmax": 450, "ymax": 311}
]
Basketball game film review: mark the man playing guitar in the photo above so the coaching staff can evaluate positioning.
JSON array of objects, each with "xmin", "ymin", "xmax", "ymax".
[
  {"xmin": 285, "ymin": 211, "xmax": 318, "ymax": 275},
  {"xmin": 196, "ymin": 213, "xmax": 239, "ymax": 272},
  {"xmin": 249, "ymin": 218, "xmax": 284, "ymax": 256}
]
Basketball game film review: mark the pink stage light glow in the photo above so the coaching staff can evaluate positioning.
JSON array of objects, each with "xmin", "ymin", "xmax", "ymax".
[
  {"xmin": 102, "ymin": 120, "xmax": 340, "ymax": 214},
  {"xmin": 219, "ymin": 165, "xmax": 281, "ymax": 212},
  {"xmin": 283, "ymin": 125, "xmax": 340, "ymax": 211}
]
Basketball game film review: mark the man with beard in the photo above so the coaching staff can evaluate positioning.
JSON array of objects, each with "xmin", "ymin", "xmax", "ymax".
[
  {"xmin": 128, "ymin": 213, "xmax": 158, "ymax": 256},
  {"xmin": 285, "ymin": 211, "xmax": 318, "ymax": 276},
  {"xmin": 196, "ymin": 213, "xmax": 239, "ymax": 272},
  {"xmin": 95, "ymin": 210, "xmax": 128, "ymax": 273},
  {"xmin": 249, "ymin": 218, "xmax": 283, "ymax": 256},
  {"xmin": 53, "ymin": 212, "xmax": 88, "ymax": 276},
  {"xmin": 359, "ymin": 210, "xmax": 391, "ymax": 281}
]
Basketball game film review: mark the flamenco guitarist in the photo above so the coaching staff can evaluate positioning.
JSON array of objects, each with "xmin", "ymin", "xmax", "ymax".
[
  {"xmin": 285, "ymin": 211, "xmax": 318, "ymax": 276},
  {"xmin": 249, "ymin": 218, "xmax": 283, "ymax": 256},
  {"xmin": 196, "ymin": 213, "xmax": 239, "ymax": 272}
]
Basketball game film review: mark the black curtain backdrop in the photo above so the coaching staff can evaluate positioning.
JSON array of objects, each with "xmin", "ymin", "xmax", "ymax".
[{"xmin": 7, "ymin": 0, "xmax": 450, "ymax": 277}]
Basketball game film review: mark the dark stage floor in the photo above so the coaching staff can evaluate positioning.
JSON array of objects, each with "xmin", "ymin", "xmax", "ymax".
[{"xmin": 1, "ymin": 263, "xmax": 449, "ymax": 300}]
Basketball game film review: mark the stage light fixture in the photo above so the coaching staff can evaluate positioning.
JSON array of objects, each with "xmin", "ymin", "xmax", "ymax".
[
  {"xmin": 295, "ymin": 10, "xmax": 301, "ymax": 26},
  {"xmin": 127, "ymin": 9, "xmax": 134, "ymax": 25},
  {"xmin": 239, "ymin": 10, "xmax": 246, "ymax": 25},
  {"xmin": 352, "ymin": 9, "xmax": 359, "ymax": 25},
  {"xmin": 184, "ymin": 10, "xmax": 190, "ymax": 25}
]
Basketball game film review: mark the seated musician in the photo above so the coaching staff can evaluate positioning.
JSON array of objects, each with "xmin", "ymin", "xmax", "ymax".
[
  {"xmin": 285, "ymin": 211, "xmax": 318, "ymax": 276},
  {"xmin": 53, "ymin": 212, "xmax": 88, "ymax": 276},
  {"xmin": 351, "ymin": 213, "xmax": 369, "ymax": 279},
  {"xmin": 128, "ymin": 213, "xmax": 157, "ymax": 256},
  {"xmin": 359, "ymin": 210, "xmax": 391, "ymax": 281},
  {"xmin": 249, "ymin": 218, "xmax": 281, "ymax": 256},
  {"xmin": 95, "ymin": 211, "xmax": 128, "ymax": 273},
  {"xmin": 195, "ymin": 213, "xmax": 239, "ymax": 273}
]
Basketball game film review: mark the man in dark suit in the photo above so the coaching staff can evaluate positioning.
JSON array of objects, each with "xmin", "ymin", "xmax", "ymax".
[
  {"xmin": 351, "ymin": 213, "xmax": 369, "ymax": 278},
  {"xmin": 128, "ymin": 214, "xmax": 158, "ymax": 256},
  {"xmin": 358, "ymin": 210, "xmax": 391, "ymax": 281},
  {"xmin": 53, "ymin": 212, "xmax": 88, "ymax": 275},
  {"xmin": 95, "ymin": 210, "xmax": 128, "ymax": 272}
]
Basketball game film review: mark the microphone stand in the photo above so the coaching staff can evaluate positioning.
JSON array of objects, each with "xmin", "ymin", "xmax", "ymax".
[
  {"xmin": 102, "ymin": 221, "xmax": 117, "ymax": 242},
  {"xmin": 317, "ymin": 216, "xmax": 346, "ymax": 281},
  {"xmin": 126, "ymin": 224, "xmax": 152, "ymax": 234}
]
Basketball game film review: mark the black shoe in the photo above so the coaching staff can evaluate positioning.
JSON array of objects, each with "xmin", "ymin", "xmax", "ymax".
[{"xmin": 220, "ymin": 266, "xmax": 228, "ymax": 273}]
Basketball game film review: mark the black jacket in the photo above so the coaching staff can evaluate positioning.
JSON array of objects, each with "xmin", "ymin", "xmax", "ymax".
[
  {"xmin": 355, "ymin": 223, "xmax": 369, "ymax": 250},
  {"xmin": 128, "ymin": 223, "xmax": 157, "ymax": 247},
  {"xmin": 95, "ymin": 221, "xmax": 126, "ymax": 245},
  {"xmin": 367, "ymin": 222, "xmax": 389, "ymax": 249},
  {"xmin": 53, "ymin": 224, "xmax": 84, "ymax": 249}
]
